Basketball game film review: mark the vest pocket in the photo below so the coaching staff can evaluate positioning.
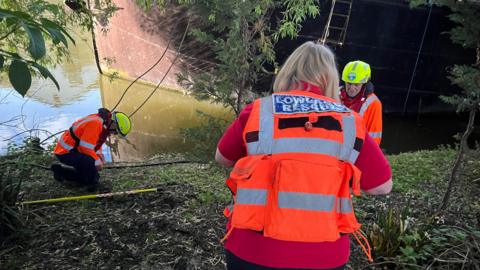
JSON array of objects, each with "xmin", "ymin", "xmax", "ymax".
[
  {"xmin": 231, "ymin": 156, "xmax": 273, "ymax": 231},
  {"xmin": 264, "ymin": 159, "xmax": 344, "ymax": 242}
]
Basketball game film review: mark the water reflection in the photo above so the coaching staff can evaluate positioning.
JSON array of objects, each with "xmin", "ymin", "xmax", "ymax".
[
  {"xmin": 0, "ymin": 27, "xmax": 231, "ymax": 161},
  {"xmin": 0, "ymin": 32, "xmax": 103, "ymax": 154},
  {"xmin": 0, "ymin": 34, "xmax": 98, "ymax": 106},
  {"xmin": 100, "ymin": 76, "xmax": 232, "ymax": 162}
]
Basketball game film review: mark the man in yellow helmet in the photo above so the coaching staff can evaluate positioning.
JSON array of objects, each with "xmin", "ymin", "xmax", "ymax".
[
  {"xmin": 51, "ymin": 108, "xmax": 132, "ymax": 192},
  {"xmin": 340, "ymin": 60, "xmax": 383, "ymax": 145}
]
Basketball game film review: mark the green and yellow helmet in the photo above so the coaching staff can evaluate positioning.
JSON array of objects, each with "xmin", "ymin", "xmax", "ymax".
[
  {"xmin": 112, "ymin": 112, "xmax": 131, "ymax": 137},
  {"xmin": 342, "ymin": 60, "xmax": 371, "ymax": 84}
]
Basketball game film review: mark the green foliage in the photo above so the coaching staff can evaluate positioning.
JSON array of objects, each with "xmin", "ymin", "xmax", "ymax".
[
  {"xmin": 275, "ymin": 0, "xmax": 319, "ymax": 40},
  {"xmin": 368, "ymin": 205, "xmax": 423, "ymax": 262},
  {"xmin": 418, "ymin": 226, "xmax": 480, "ymax": 269},
  {"xmin": 387, "ymin": 147, "xmax": 455, "ymax": 192},
  {"xmin": 0, "ymin": 137, "xmax": 50, "ymax": 242},
  {"xmin": 171, "ymin": 0, "xmax": 319, "ymax": 115},
  {"xmin": 0, "ymin": 0, "xmax": 118, "ymax": 96},
  {"xmin": 8, "ymin": 59, "xmax": 32, "ymax": 96},
  {"xmin": 180, "ymin": 111, "xmax": 229, "ymax": 162},
  {"xmin": 367, "ymin": 187, "xmax": 480, "ymax": 269},
  {"xmin": 440, "ymin": 64, "xmax": 480, "ymax": 112},
  {"xmin": 0, "ymin": 6, "xmax": 73, "ymax": 95},
  {"xmin": 410, "ymin": 0, "xmax": 480, "ymax": 111},
  {"xmin": 0, "ymin": 166, "xmax": 23, "ymax": 242},
  {"xmin": 135, "ymin": 0, "xmax": 166, "ymax": 11},
  {"xmin": 370, "ymin": 206, "xmax": 480, "ymax": 268}
]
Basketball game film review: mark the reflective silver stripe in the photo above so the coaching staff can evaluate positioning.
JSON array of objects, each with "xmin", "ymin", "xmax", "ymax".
[
  {"xmin": 350, "ymin": 150, "xmax": 360, "ymax": 164},
  {"xmin": 246, "ymin": 95, "xmax": 360, "ymax": 162},
  {"xmin": 248, "ymin": 137, "xmax": 342, "ymax": 157},
  {"xmin": 72, "ymin": 116, "xmax": 104, "ymax": 132},
  {"xmin": 259, "ymin": 96, "xmax": 274, "ymax": 153},
  {"xmin": 236, "ymin": 188, "xmax": 267, "ymax": 205},
  {"xmin": 369, "ymin": 132, "xmax": 382, "ymax": 138},
  {"xmin": 351, "ymin": 62, "xmax": 358, "ymax": 71},
  {"xmin": 359, "ymin": 95, "xmax": 378, "ymax": 116},
  {"xmin": 336, "ymin": 198, "xmax": 353, "ymax": 213},
  {"xmin": 278, "ymin": 192, "xmax": 335, "ymax": 212},
  {"xmin": 79, "ymin": 140, "xmax": 95, "ymax": 150},
  {"xmin": 59, "ymin": 137, "xmax": 73, "ymax": 151},
  {"xmin": 340, "ymin": 115, "xmax": 355, "ymax": 162},
  {"xmin": 95, "ymin": 159, "xmax": 102, "ymax": 166}
]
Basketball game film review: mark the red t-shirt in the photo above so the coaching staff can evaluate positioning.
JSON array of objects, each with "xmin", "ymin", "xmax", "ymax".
[{"xmin": 217, "ymin": 98, "xmax": 391, "ymax": 269}]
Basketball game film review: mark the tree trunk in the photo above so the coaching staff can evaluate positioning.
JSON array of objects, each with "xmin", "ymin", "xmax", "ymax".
[
  {"xmin": 87, "ymin": 0, "xmax": 103, "ymax": 75},
  {"xmin": 438, "ymin": 106, "xmax": 478, "ymax": 212}
]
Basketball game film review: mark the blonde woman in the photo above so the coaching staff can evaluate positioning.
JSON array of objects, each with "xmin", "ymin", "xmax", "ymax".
[{"xmin": 216, "ymin": 41, "xmax": 392, "ymax": 270}]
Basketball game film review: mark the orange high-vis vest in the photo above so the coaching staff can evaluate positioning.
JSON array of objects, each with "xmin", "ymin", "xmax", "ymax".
[
  {"xmin": 224, "ymin": 90, "xmax": 366, "ymax": 243},
  {"xmin": 359, "ymin": 93, "xmax": 382, "ymax": 145},
  {"xmin": 54, "ymin": 114, "xmax": 106, "ymax": 166}
]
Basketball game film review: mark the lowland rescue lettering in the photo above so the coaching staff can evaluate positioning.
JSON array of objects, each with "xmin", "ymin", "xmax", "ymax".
[{"xmin": 273, "ymin": 94, "xmax": 350, "ymax": 114}]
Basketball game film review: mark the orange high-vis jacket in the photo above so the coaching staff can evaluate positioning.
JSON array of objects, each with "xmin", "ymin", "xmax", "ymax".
[
  {"xmin": 359, "ymin": 93, "xmax": 382, "ymax": 145},
  {"xmin": 224, "ymin": 90, "xmax": 366, "ymax": 243},
  {"xmin": 54, "ymin": 114, "xmax": 106, "ymax": 166}
]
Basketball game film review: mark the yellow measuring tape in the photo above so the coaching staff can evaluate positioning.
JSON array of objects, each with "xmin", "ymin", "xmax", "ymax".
[{"xmin": 20, "ymin": 188, "xmax": 158, "ymax": 205}]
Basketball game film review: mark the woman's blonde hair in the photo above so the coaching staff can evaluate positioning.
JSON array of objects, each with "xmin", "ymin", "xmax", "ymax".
[{"xmin": 273, "ymin": 41, "xmax": 340, "ymax": 102}]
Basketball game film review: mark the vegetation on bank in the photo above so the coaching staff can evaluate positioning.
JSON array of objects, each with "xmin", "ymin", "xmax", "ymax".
[{"xmin": 1, "ymin": 143, "xmax": 479, "ymax": 269}]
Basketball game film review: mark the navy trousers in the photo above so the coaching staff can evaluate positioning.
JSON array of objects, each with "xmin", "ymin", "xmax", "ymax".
[{"xmin": 54, "ymin": 150, "xmax": 99, "ymax": 187}]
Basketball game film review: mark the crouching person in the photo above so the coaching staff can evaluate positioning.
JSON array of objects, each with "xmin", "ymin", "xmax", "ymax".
[{"xmin": 51, "ymin": 108, "xmax": 131, "ymax": 192}]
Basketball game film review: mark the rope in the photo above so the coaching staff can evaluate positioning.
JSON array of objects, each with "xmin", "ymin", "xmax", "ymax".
[
  {"xmin": 0, "ymin": 160, "xmax": 205, "ymax": 170},
  {"xmin": 0, "ymin": 161, "xmax": 50, "ymax": 170},
  {"xmin": 402, "ymin": 1, "xmax": 433, "ymax": 115},
  {"xmin": 40, "ymin": 130, "xmax": 66, "ymax": 144},
  {"xmin": 128, "ymin": 19, "xmax": 191, "ymax": 118},
  {"xmin": 19, "ymin": 187, "xmax": 158, "ymax": 205},
  {"xmin": 111, "ymin": 37, "xmax": 173, "ymax": 111},
  {"xmin": 104, "ymin": 160, "xmax": 206, "ymax": 169}
]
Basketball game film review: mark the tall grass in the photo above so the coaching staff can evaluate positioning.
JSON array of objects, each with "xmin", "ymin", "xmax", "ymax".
[{"xmin": 0, "ymin": 167, "xmax": 23, "ymax": 242}]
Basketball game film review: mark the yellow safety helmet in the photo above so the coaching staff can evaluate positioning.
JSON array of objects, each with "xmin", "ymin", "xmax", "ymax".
[
  {"xmin": 342, "ymin": 60, "xmax": 371, "ymax": 84},
  {"xmin": 112, "ymin": 112, "xmax": 131, "ymax": 137}
]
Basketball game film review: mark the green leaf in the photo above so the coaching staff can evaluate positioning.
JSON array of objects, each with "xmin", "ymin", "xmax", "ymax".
[
  {"xmin": 40, "ymin": 18, "xmax": 73, "ymax": 46},
  {"xmin": 0, "ymin": 8, "xmax": 17, "ymax": 19},
  {"xmin": 8, "ymin": 60, "xmax": 32, "ymax": 96},
  {"xmin": 22, "ymin": 23, "xmax": 46, "ymax": 60},
  {"xmin": 5, "ymin": 17, "xmax": 18, "ymax": 27},
  {"xmin": 32, "ymin": 63, "xmax": 60, "ymax": 90},
  {"xmin": 47, "ymin": 27, "xmax": 68, "ymax": 46},
  {"xmin": 0, "ymin": 55, "xmax": 4, "ymax": 69}
]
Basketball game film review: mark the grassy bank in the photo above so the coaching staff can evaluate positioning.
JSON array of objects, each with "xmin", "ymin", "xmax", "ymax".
[{"xmin": 1, "ymin": 147, "xmax": 479, "ymax": 269}]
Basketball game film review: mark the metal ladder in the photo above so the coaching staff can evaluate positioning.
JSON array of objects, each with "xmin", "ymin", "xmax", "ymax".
[{"xmin": 319, "ymin": 0, "xmax": 353, "ymax": 47}]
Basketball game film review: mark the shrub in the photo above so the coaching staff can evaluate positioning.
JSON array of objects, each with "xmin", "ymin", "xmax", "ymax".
[
  {"xmin": 0, "ymin": 137, "xmax": 52, "ymax": 242},
  {"xmin": 368, "ymin": 205, "xmax": 480, "ymax": 268},
  {"xmin": 368, "ymin": 205, "xmax": 424, "ymax": 263},
  {"xmin": 0, "ymin": 166, "xmax": 23, "ymax": 242},
  {"xmin": 180, "ymin": 111, "xmax": 229, "ymax": 162}
]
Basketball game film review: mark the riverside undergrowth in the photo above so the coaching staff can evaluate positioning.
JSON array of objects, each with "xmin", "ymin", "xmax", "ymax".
[{"xmin": 0, "ymin": 146, "xmax": 479, "ymax": 269}]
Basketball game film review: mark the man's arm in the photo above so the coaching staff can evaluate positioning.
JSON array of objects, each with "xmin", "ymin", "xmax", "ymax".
[{"xmin": 364, "ymin": 100, "xmax": 383, "ymax": 145}]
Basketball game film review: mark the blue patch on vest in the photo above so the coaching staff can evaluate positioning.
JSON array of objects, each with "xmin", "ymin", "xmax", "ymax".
[{"xmin": 273, "ymin": 94, "xmax": 350, "ymax": 114}]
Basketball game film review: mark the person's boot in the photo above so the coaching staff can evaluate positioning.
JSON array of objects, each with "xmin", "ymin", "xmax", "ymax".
[
  {"xmin": 50, "ymin": 164, "xmax": 65, "ymax": 182},
  {"xmin": 86, "ymin": 184, "xmax": 98, "ymax": 193},
  {"xmin": 86, "ymin": 183, "xmax": 111, "ymax": 193}
]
